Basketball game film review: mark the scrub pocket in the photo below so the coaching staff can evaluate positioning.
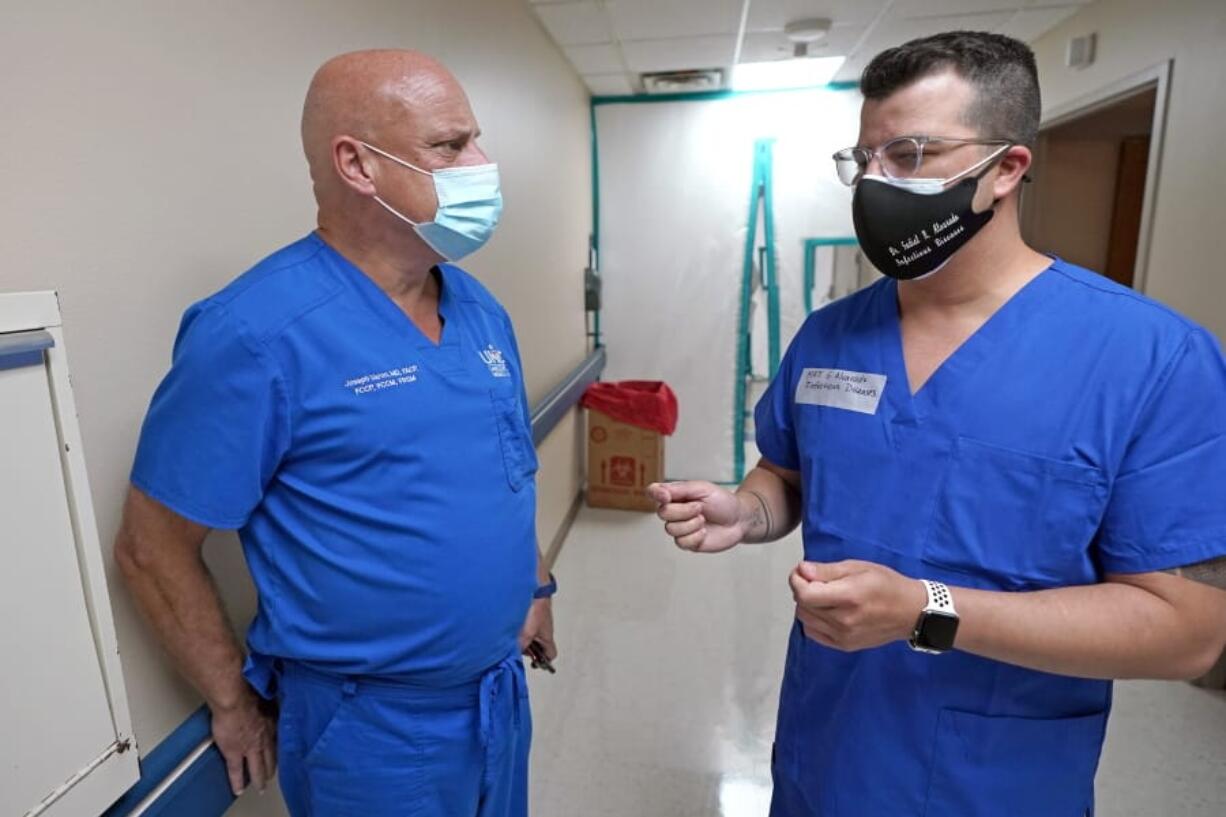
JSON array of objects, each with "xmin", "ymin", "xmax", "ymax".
[
  {"xmin": 490, "ymin": 389, "xmax": 538, "ymax": 492},
  {"xmin": 925, "ymin": 437, "xmax": 1107, "ymax": 588},
  {"xmin": 925, "ymin": 707, "xmax": 1106, "ymax": 817},
  {"xmin": 281, "ymin": 681, "xmax": 423, "ymax": 770},
  {"xmin": 279, "ymin": 681, "xmax": 430, "ymax": 817}
]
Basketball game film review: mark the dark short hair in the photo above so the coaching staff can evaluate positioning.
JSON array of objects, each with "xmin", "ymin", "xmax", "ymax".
[{"xmin": 860, "ymin": 31, "xmax": 1041, "ymax": 146}]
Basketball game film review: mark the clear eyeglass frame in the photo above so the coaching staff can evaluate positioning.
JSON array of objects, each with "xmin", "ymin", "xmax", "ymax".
[{"xmin": 832, "ymin": 135, "xmax": 1013, "ymax": 187}]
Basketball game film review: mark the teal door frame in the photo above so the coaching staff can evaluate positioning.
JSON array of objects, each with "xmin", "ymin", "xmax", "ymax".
[
  {"xmin": 733, "ymin": 138, "xmax": 781, "ymax": 483},
  {"xmin": 802, "ymin": 237, "xmax": 860, "ymax": 314}
]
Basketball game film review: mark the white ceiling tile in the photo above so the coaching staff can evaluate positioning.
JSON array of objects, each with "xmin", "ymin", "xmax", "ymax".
[
  {"xmin": 863, "ymin": 10, "xmax": 1018, "ymax": 48},
  {"xmin": 832, "ymin": 58, "xmax": 868, "ymax": 84},
  {"xmin": 620, "ymin": 35, "xmax": 738, "ymax": 72},
  {"xmin": 583, "ymin": 73, "xmax": 636, "ymax": 96},
  {"xmin": 747, "ymin": 0, "xmax": 890, "ymax": 32},
  {"xmin": 534, "ymin": 1, "xmax": 613, "ymax": 46},
  {"xmin": 605, "ymin": 0, "xmax": 745, "ymax": 41},
  {"xmin": 832, "ymin": 10, "xmax": 1017, "ymax": 82},
  {"xmin": 892, "ymin": 0, "xmax": 1025, "ymax": 18},
  {"xmin": 996, "ymin": 5, "xmax": 1081, "ymax": 42},
  {"xmin": 562, "ymin": 42, "xmax": 626, "ymax": 74},
  {"xmin": 738, "ymin": 24, "xmax": 865, "ymax": 62}
]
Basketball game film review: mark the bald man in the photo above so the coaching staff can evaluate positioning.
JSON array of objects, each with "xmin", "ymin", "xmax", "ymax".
[{"xmin": 115, "ymin": 50, "xmax": 555, "ymax": 817}]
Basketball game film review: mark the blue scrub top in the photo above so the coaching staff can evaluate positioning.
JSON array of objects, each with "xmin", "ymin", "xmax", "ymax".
[
  {"xmin": 755, "ymin": 258, "xmax": 1226, "ymax": 816},
  {"xmin": 132, "ymin": 233, "xmax": 539, "ymax": 685}
]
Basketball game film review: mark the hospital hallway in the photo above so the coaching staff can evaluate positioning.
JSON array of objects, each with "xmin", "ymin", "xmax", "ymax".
[{"xmin": 527, "ymin": 506, "xmax": 1226, "ymax": 817}]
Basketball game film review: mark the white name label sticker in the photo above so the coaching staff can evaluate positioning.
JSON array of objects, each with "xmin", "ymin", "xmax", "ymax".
[{"xmin": 795, "ymin": 368, "xmax": 887, "ymax": 415}]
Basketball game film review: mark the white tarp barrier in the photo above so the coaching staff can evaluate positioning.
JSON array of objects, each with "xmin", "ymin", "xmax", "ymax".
[{"xmin": 596, "ymin": 87, "xmax": 862, "ymax": 482}]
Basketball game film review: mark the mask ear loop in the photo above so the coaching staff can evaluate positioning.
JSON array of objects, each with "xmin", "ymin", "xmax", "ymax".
[
  {"xmin": 358, "ymin": 141, "xmax": 434, "ymax": 176},
  {"xmin": 359, "ymin": 141, "xmax": 439, "ymax": 229},
  {"xmin": 945, "ymin": 142, "xmax": 1014, "ymax": 186},
  {"xmin": 959, "ymin": 145, "xmax": 1019, "ymax": 216}
]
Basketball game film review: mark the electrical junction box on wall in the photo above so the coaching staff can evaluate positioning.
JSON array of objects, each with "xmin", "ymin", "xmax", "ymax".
[{"xmin": 1067, "ymin": 32, "xmax": 1097, "ymax": 69}]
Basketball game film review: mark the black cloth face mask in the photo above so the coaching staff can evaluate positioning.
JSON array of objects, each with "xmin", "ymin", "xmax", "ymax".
[{"xmin": 851, "ymin": 158, "xmax": 1005, "ymax": 281}]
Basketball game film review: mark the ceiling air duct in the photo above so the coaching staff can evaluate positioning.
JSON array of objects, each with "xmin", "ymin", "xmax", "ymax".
[{"xmin": 640, "ymin": 68, "xmax": 725, "ymax": 95}]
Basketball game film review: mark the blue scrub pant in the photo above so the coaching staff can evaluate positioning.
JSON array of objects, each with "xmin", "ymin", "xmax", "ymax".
[{"xmin": 271, "ymin": 654, "xmax": 531, "ymax": 817}]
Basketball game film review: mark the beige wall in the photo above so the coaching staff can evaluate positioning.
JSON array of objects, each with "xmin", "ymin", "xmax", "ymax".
[
  {"xmin": 1031, "ymin": 0, "xmax": 1226, "ymax": 339},
  {"xmin": 0, "ymin": 2, "xmax": 589, "ymax": 814}
]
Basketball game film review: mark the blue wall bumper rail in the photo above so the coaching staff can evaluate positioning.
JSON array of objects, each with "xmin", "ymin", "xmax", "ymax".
[{"xmin": 101, "ymin": 706, "xmax": 232, "ymax": 817}]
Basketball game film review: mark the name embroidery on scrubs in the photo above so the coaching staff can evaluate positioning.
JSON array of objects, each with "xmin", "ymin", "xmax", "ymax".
[
  {"xmin": 343, "ymin": 364, "xmax": 419, "ymax": 396},
  {"xmin": 795, "ymin": 368, "xmax": 887, "ymax": 415},
  {"xmin": 479, "ymin": 345, "xmax": 511, "ymax": 378}
]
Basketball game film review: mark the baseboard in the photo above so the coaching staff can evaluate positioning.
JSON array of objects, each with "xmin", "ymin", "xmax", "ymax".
[{"xmin": 544, "ymin": 488, "xmax": 585, "ymax": 570}]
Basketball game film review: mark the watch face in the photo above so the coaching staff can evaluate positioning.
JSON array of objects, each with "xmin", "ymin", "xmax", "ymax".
[{"xmin": 918, "ymin": 611, "xmax": 960, "ymax": 652}]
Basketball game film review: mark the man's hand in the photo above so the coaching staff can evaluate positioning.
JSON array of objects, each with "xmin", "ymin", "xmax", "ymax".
[
  {"xmin": 789, "ymin": 560, "xmax": 927, "ymax": 651},
  {"xmin": 519, "ymin": 597, "xmax": 557, "ymax": 662},
  {"xmin": 647, "ymin": 481, "xmax": 747, "ymax": 553},
  {"xmin": 210, "ymin": 688, "xmax": 277, "ymax": 796}
]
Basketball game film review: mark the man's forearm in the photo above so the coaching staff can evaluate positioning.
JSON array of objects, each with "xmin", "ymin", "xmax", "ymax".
[
  {"xmin": 121, "ymin": 544, "xmax": 251, "ymax": 708},
  {"xmin": 951, "ymin": 576, "xmax": 1226, "ymax": 680},
  {"xmin": 736, "ymin": 464, "xmax": 802, "ymax": 544},
  {"xmin": 115, "ymin": 493, "xmax": 252, "ymax": 712}
]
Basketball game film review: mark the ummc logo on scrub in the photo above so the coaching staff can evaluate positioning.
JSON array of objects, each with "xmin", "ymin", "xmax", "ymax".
[
  {"xmin": 480, "ymin": 345, "xmax": 511, "ymax": 378},
  {"xmin": 344, "ymin": 364, "xmax": 419, "ymax": 396}
]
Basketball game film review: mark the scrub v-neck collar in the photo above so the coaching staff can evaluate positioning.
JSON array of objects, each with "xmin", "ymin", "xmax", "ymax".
[
  {"xmin": 881, "ymin": 259, "xmax": 1056, "ymax": 424},
  {"xmin": 319, "ymin": 233, "xmax": 458, "ymax": 351}
]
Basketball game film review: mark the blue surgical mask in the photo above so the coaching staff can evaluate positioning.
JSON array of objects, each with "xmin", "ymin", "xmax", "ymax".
[{"xmin": 360, "ymin": 141, "xmax": 502, "ymax": 261}]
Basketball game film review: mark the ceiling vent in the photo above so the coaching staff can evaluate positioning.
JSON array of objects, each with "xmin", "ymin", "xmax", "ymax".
[{"xmin": 641, "ymin": 68, "xmax": 725, "ymax": 94}]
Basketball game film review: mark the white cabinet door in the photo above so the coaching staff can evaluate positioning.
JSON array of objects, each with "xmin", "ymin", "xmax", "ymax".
[
  {"xmin": 1, "ymin": 293, "xmax": 138, "ymax": 817},
  {"xmin": 0, "ymin": 339, "xmax": 126, "ymax": 816}
]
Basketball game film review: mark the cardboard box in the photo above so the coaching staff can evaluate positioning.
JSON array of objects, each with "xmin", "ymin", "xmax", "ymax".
[{"xmin": 586, "ymin": 409, "xmax": 664, "ymax": 512}]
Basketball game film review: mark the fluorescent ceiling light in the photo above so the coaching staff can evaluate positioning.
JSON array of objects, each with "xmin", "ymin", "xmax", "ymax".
[{"xmin": 731, "ymin": 56, "xmax": 846, "ymax": 91}]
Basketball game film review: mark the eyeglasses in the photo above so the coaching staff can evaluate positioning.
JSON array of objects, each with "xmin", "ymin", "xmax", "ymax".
[{"xmin": 832, "ymin": 136, "xmax": 1013, "ymax": 187}]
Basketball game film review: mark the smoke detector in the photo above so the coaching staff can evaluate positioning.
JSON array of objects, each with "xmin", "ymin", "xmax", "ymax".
[{"xmin": 785, "ymin": 18, "xmax": 832, "ymax": 57}]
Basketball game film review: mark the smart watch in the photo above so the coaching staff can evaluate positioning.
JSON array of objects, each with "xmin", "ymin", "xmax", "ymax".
[
  {"xmin": 534, "ymin": 573, "xmax": 558, "ymax": 600},
  {"xmin": 908, "ymin": 579, "xmax": 959, "ymax": 654}
]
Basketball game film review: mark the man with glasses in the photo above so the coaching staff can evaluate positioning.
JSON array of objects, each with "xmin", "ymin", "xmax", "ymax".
[{"xmin": 650, "ymin": 31, "xmax": 1226, "ymax": 816}]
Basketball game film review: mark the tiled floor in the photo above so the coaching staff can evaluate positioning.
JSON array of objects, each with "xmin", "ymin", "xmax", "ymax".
[{"xmin": 527, "ymin": 506, "xmax": 1226, "ymax": 816}]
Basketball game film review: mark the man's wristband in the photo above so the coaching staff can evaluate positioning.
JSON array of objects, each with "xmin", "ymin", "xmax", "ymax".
[{"xmin": 534, "ymin": 573, "xmax": 558, "ymax": 599}]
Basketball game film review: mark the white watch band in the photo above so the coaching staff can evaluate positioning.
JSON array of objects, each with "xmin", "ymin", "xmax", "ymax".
[{"xmin": 921, "ymin": 579, "xmax": 957, "ymax": 616}]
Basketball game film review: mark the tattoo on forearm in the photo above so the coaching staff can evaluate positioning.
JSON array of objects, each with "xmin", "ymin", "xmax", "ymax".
[
  {"xmin": 742, "ymin": 490, "xmax": 773, "ymax": 541},
  {"xmin": 1163, "ymin": 557, "xmax": 1226, "ymax": 590}
]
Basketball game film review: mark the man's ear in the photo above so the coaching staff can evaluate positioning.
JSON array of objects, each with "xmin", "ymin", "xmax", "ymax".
[
  {"xmin": 992, "ymin": 144, "xmax": 1032, "ymax": 199},
  {"xmin": 333, "ymin": 136, "xmax": 377, "ymax": 195}
]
